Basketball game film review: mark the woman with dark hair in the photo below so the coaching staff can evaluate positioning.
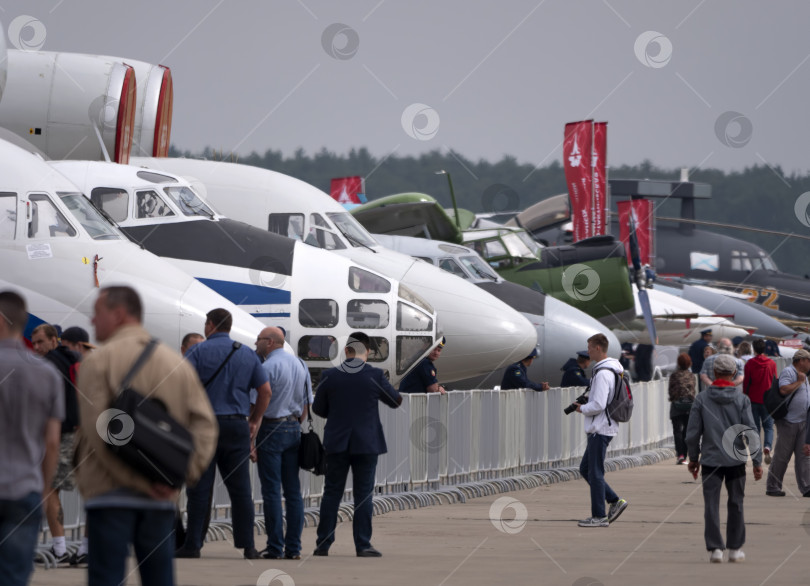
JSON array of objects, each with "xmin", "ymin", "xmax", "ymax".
[{"xmin": 669, "ymin": 352, "xmax": 697, "ymax": 465}]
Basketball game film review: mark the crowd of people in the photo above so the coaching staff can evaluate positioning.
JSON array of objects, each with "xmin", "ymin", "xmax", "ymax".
[{"xmin": 2, "ymin": 285, "xmax": 809, "ymax": 584}]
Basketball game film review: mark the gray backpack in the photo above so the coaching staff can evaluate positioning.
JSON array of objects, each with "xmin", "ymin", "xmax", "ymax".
[{"xmin": 593, "ymin": 367, "xmax": 634, "ymax": 424}]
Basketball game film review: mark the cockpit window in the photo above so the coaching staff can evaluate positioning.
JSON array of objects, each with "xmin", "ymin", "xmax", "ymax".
[
  {"xmin": 137, "ymin": 171, "xmax": 175, "ymax": 183},
  {"xmin": 397, "ymin": 301, "xmax": 433, "ymax": 331},
  {"xmin": 58, "ymin": 193, "xmax": 120, "ymax": 240},
  {"xmin": 396, "ymin": 336, "xmax": 433, "ymax": 375},
  {"xmin": 164, "ymin": 186, "xmax": 214, "ymax": 217},
  {"xmin": 483, "ymin": 239, "xmax": 507, "ymax": 259},
  {"xmin": 326, "ymin": 212, "xmax": 378, "ymax": 248},
  {"xmin": 136, "ymin": 190, "xmax": 175, "ymax": 219},
  {"xmin": 438, "ymin": 258, "xmax": 467, "ymax": 279},
  {"xmin": 347, "ymin": 299, "xmax": 390, "ymax": 328},
  {"xmin": 459, "ymin": 255, "xmax": 499, "ymax": 281},
  {"xmin": 91, "ymin": 187, "xmax": 129, "ymax": 223},
  {"xmin": 305, "ymin": 213, "xmax": 345, "ymax": 250},
  {"xmin": 758, "ymin": 251, "xmax": 778, "ymax": 271},
  {"xmin": 501, "ymin": 232, "xmax": 535, "ymax": 258},
  {"xmin": 730, "ymin": 250, "xmax": 752, "ymax": 272},
  {"xmin": 0, "ymin": 193, "xmax": 17, "ymax": 240},
  {"xmin": 28, "ymin": 194, "xmax": 77, "ymax": 239},
  {"xmin": 349, "ymin": 267, "xmax": 391, "ymax": 293},
  {"xmin": 268, "ymin": 213, "xmax": 304, "ymax": 240},
  {"xmin": 516, "ymin": 230, "xmax": 543, "ymax": 256}
]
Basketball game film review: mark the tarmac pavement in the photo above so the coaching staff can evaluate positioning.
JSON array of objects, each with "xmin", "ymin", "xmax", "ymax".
[{"xmin": 30, "ymin": 455, "xmax": 810, "ymax": 586}]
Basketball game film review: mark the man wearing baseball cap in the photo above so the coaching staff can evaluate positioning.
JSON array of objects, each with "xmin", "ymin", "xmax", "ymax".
[
  {"xmin": 61, "ymin": 326, "xmax": 96, "ymax": 361},
  {"xmin": 399, "ymin": 337, "xmax": 446, "ymax": 394},
  {"xmin": 501, "ymin": 348, "xmax": 550, "ymax": 391},
  {"xmin": 687, "ymin": 353, "xmax": 762, "ymax": 563}
]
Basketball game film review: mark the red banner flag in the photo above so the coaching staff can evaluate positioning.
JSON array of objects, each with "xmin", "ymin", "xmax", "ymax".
[
  {"xmin": 617, "ymin": 199, "xmax": 654, "ymax": 267},
  {"xmin": 563, "ymin": 120, "xmax": 593, "ymax": 241},
  {"xmin": 592, "ymin": 121, "xmax": 608, "ymax": 236},
  {"xmin": 330, "ymin": 176, "xmax": 366, "ymax": 205}
]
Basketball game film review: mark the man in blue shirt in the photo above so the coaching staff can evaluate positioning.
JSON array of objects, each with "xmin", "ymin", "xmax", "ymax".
[
  {"xmin": 252, "ymin": 327, "xmax": 312, "ymax": 560},
  {"xmin": 178, "ymin": 309, "xmax": 271, "ymax": 560},
  {"xmin": 312, "ymin": 332, "xmax": 402, "ymax": 557},
  {"xmin": 560, "ymin": 350, "xmax": 590, "ymax": 388},
  {"xmin": 501, "ymin": 348, "xmax": 550, "ymax": 391},
  {"xmin": 399, "ymin": 337, "xmax": 446, "ymax": 394}
]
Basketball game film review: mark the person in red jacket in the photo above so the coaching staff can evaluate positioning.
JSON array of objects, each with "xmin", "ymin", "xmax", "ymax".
[{"xmin": 743, "ymin": 339, "xmax": 777, "ymax": 464}]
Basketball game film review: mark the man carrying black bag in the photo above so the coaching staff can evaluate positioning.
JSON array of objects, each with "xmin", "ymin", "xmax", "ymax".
[{"xmin": 75, "ymin": 286, "xmax": 218, "ymax": 586}]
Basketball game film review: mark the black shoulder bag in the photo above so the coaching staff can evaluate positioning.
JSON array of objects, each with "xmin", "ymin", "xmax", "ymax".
[
  {"xmin": 106, "ymin": 339, "xmax": 194, "ymax": 488},
  {"xmin": 297, "ymin": 359, "xmax": 326, "ymax": 475}
]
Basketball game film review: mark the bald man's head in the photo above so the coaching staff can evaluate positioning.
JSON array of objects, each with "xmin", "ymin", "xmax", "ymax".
[{"xmin": 256, "ymin": 326, "xmax": 285, "ymax": 360}]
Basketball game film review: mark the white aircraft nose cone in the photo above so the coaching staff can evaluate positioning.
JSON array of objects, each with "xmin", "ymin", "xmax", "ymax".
[
  {"xmin": 399, "ymin": 261, "xmax": 537, "ymax": 383},
  {"xmin": 531, "ymin": 296, "xmax": 620, "ymax": 385}
]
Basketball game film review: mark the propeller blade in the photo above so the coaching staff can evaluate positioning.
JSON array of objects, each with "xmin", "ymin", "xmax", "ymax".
[{"xmin": 638, "ymin": 288, "xmax": 658, "ymax": 345}]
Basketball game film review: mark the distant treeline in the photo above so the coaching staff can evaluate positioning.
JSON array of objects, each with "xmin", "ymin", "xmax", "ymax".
[{"xmin": 169, "ymin": 145, "xmax": 810, "ymax": 276}]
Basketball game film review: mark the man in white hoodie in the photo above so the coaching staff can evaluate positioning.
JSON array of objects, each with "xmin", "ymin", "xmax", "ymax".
[{"xmin": 575, "ymin": 333, "xmax": 628, "ymax": 527}]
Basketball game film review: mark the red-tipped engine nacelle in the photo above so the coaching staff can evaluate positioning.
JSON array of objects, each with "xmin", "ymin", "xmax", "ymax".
[{"xmin": 0, "ymin": 51, "xmax": 173, "ymax": 163}]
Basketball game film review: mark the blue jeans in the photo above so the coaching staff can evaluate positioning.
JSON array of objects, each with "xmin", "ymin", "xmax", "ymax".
[
  {"xmin": 184, "ymin": 417, "xmax": 254, "ymax": 550},
  {"xmin": 316, "ymin": 452, "xmax": 378, "ymax": 552},
  {"xmin": 87, "ymin": 507, "xmax": 175, "ymax": 586},
  {"xmin": 750, "ymin": 402, "xmax": 774, "ymax": 450},
  {"xmin": 0, "ymin": 492, "xmax": 41, "ymax": 586},
  {"xmin": 580, "ymin": 433, "xmax": 619, "ymax": 518},
  {"xmin": 256, "ymin": 419, "xmax": 303, "ymax": 556}
]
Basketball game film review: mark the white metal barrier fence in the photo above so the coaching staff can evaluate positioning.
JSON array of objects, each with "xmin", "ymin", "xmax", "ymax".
[{"xmin": 46, "ymin": 380, "xmax": 677, "ymax": 540}]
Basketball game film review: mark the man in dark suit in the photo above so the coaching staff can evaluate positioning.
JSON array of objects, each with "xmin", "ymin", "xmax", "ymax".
[{"xmin": 312, "ymin": 332, "xmax": 402, "ymax": 558}]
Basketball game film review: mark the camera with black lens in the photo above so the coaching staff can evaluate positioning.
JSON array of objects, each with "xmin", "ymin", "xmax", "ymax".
[{"xmin": 563, "ymin": 393, "xmax": 589, "ymax": 415}]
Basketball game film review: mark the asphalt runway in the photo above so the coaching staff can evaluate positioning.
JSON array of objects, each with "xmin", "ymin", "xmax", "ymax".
[{"xmin": 30, "ymin": 456, "xmax": 809, "ymax": 586}]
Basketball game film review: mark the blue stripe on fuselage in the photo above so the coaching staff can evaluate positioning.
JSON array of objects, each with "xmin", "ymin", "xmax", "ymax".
[{"xmin": 196, "ymin": 278, "xmax": 291, "ymax": 306}]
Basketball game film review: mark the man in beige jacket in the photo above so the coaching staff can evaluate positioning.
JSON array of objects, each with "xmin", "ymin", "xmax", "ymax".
[{"xmin": 75, "ymin": 286, "xmax": 217, "ymax": 586}]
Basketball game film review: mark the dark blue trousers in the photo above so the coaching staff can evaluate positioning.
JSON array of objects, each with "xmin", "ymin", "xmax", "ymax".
[
  {"xmin": 184, "ymin": 418, "xmax": 255, "ymax": 550},
  {"xmin": 316, "ymin": 452, "xmax": 378, "ymax": 552}
]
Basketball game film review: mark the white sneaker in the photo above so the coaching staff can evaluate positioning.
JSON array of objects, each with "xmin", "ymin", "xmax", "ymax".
[
  {"xmin": 728, "ymin": 549, "xmax": 745, "ymax": 563},
  {"xmin": 710, "ymin": 549, "xmax": 724, "ymax": 563}
]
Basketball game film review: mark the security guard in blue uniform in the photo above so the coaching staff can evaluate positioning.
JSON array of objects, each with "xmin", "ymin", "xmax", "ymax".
[
  {"xmin": 688, "ymin": 329, "xmax": 712, "ymax": 374},
  {"xmin": 501, "ymin": 348, "xmax": 550, "ymax": 391},
  {"xmin": 399, "ymin": 337, "xmax": 446, "ymax": 394},
  {"xmin": 560, "ymin": 350, "xmax": 591, "ymax": 388}
]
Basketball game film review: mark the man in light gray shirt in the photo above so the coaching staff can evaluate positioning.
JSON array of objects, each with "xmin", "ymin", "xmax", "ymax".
[
  {"xmin": 0, "ymin": 291, "xmax": 63, "ymax": 585},
  {"xmin": 700, "ymin": 338, "xmax": 744, "ymax": 393},
  {"xmin": 766, "ymin": 348, "xmax": 810, "ymax": 497}
]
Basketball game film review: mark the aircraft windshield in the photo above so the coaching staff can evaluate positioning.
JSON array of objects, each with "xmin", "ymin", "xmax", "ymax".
[
  {"xmin": 757, "ymin": 252, "xmax": 779, "ymax": 271},
  {"xmin": 57, "ymin": 192, "xmax": 120, "ymax": 240},
  {"xmin": 459, "ymin": 255, "xmax": 499, "ymax": 281},
  {"xmin": 516, "ymin": 230, "xmax": 543, "ymax": 256},
  {"xmin": 164, "ymin": 186, "xmax": 214, "ymax": 217},
  {"xmin": 501, "ymin": 232, "xmax": 535, "ymax": 259},
  {"xmin": 326, "ymin": 212, "xmax": 378, "ymax": 248}
]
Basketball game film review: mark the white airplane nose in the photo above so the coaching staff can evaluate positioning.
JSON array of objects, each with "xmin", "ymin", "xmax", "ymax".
[
  {"xmin": 533, "ymin": 296, "xmax": 621, "ymax": 385},
  {"xmin": 399, "ymin": 261, "xmax": 537, "ymax": 383}
]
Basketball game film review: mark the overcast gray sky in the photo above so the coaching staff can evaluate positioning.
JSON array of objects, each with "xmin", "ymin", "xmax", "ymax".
[{"xmin": 6, "ymin": 0, "xmax": 810, "ymax": 176}]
